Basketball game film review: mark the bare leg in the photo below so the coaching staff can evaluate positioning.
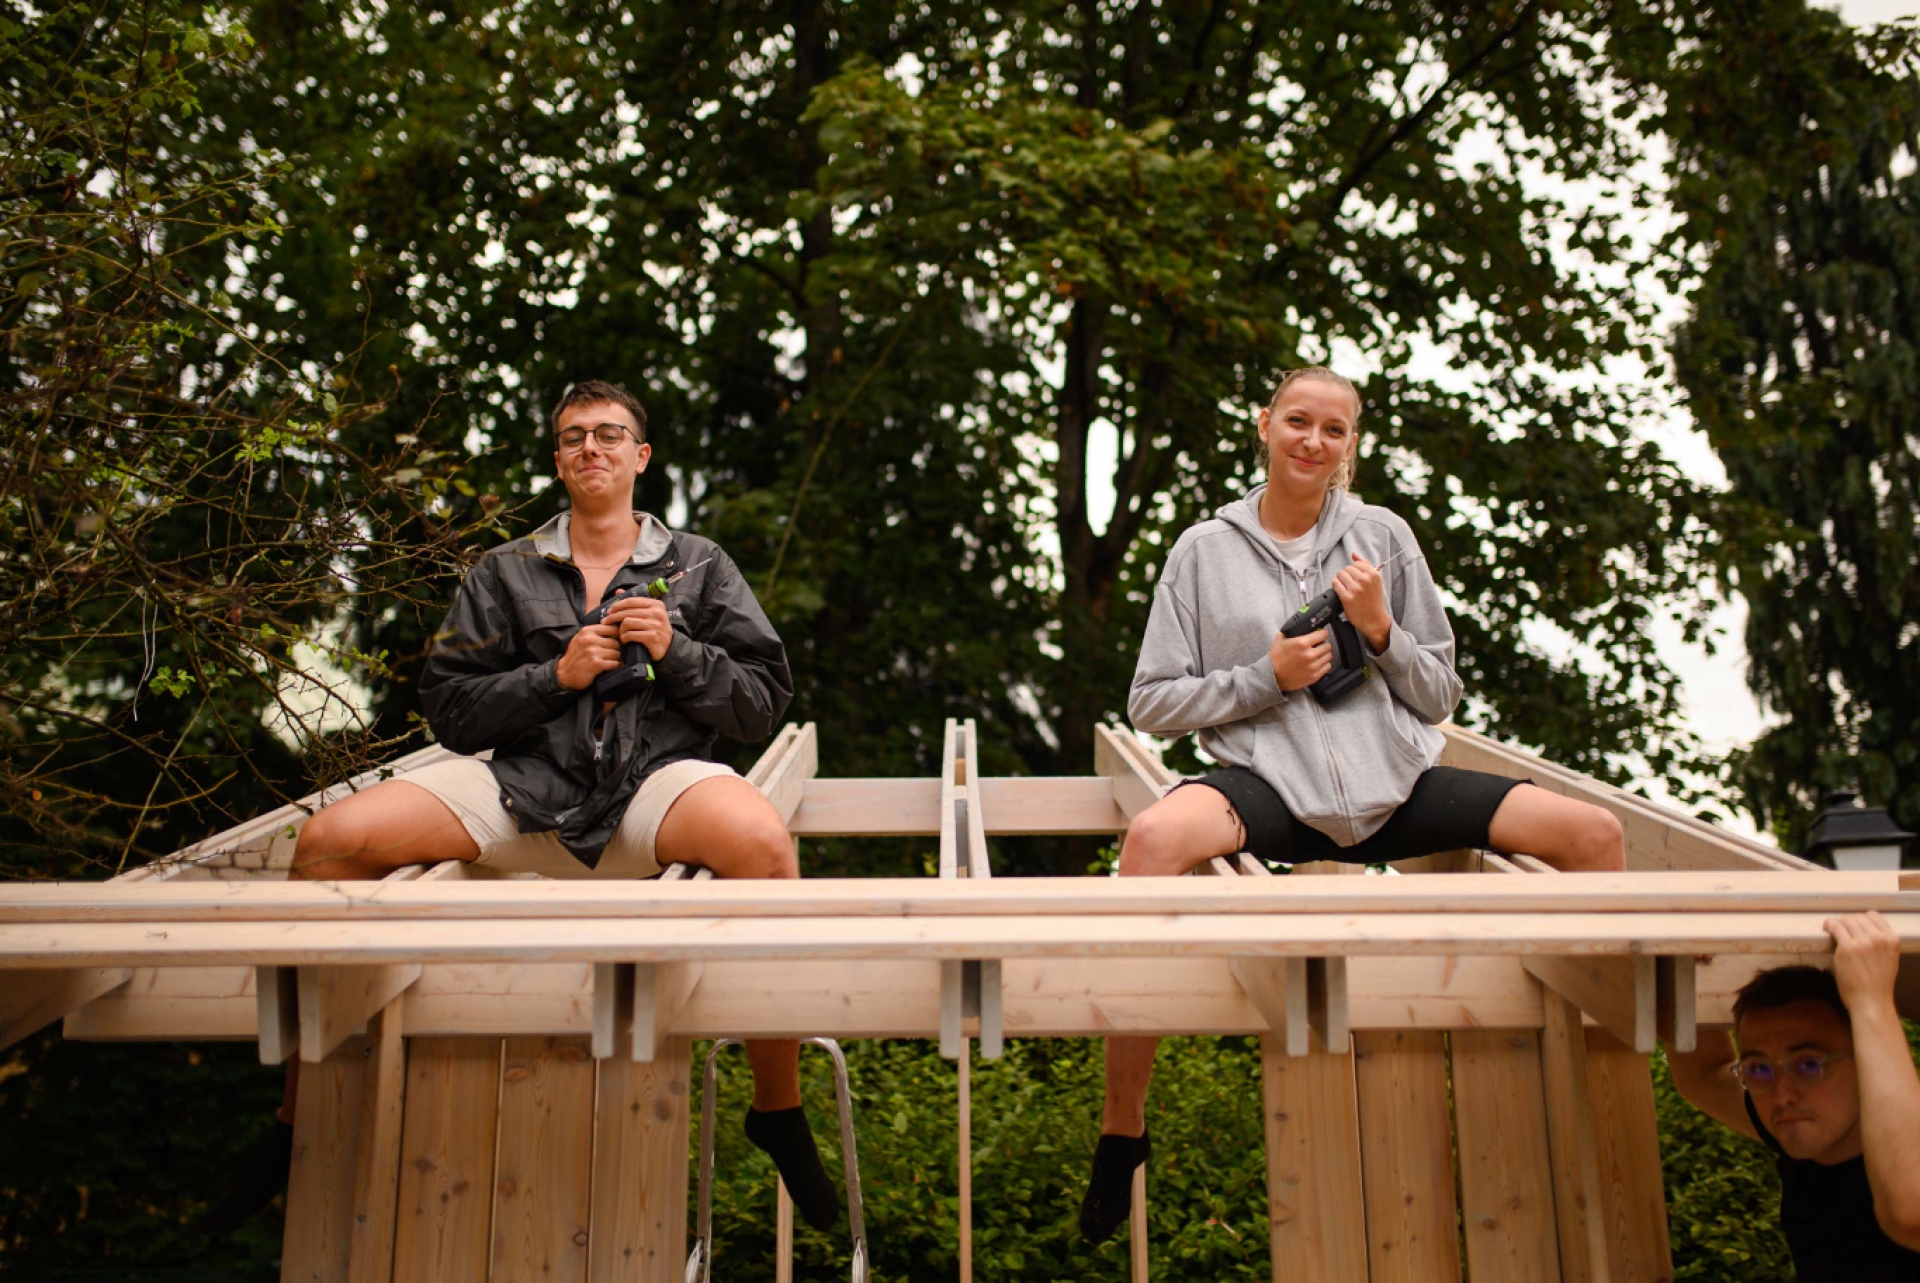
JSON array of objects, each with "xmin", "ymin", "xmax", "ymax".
[
  {"xmin": 1487, "ymin": 783, "xmax": 1627, "ymax": 871},
  {"xmin": 1101, "ymin": 784, "xmax": 1246, "ymax": 1135},
  {"xmin": 288, "ymin": 780, "xmax": 480, "ymax": 881}
]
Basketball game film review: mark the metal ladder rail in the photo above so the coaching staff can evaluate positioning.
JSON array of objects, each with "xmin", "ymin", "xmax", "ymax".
[{"xmin": 688, "ymin": 1037, "xmax": 868, "ymax": 1283}]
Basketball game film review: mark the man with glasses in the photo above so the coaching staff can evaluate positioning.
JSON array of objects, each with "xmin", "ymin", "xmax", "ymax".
[
  {"xmin": 1668, "ymin": 911, "xmax": 1920, "ymax": 1276},
  {"xmin": 209, "ymin": 381, "xmax": 842, "ymax": 1234}
]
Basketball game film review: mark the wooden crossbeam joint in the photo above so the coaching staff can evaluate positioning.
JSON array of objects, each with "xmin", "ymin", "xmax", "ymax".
[
  {"xmin": 1523, "ymin": 954, "xmax": 1657, "ymax": 1054},
  {"xmin": 940, "ymin": 959, "xmax": 1003, "ymax": 1060}
]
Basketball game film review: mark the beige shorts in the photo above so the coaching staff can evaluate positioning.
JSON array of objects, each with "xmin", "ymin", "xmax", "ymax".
[{"xmin": 397, "ymin": 756, "xmax": 740, "ymax": 879}]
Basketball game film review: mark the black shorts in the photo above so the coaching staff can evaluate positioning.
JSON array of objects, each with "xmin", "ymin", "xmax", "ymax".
[{"xmin": 1180, "ymin": 766, "xmax": 1530, "ymax": 866}]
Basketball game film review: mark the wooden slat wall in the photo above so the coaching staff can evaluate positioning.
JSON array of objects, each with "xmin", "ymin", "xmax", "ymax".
[
  {"xmin": 1352, "ymin": 1031, "xmax": 1461, "ymax": 1283},
  {"xmin": 1584, "ymin": 1028, "xmax": 1676, "ymax": 1283},
  {"xmin": 392, "ymin": 1037, "xmax": 503, "ymax": 1282},
  {"xmin": 283, "ymin": 1037, "xmax": 368, "ymax": 1283},
  {"xmin": 1451, "ymin": 1030, "xmax": 1561, "ymax": 1283},
  {"xmin": 588, "ymin": 1036, "xmax": 693, "ymax": 1283},
  {"xmin": 491, "ymin": 1037, "xmax": 596, "ymax": 1282},
  {"xmin": 1263, "ymin": 1031, "xmax": 1368, "ymax": 1283}
]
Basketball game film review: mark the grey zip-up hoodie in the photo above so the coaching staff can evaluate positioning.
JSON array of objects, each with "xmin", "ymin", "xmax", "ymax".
[{"xmin": 1128, "ymin": 486, "xmax": 1463, "ymax": 846}]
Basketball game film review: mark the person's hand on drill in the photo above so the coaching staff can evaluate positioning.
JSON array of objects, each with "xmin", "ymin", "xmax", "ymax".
[
  {"xmin": 557, "ymin": 617, "xmax": 623, "ymax": 691},
  {"xmin": 1331, "ymin": 553, "xmax": 1392, "ymax": 651},
  {"xmin": 1270, "ymin": 627, "xmax": 1332, "ymax": 692},
  {"xmin": 604, "ymin": 593, "xmax": 674, "ymax": 662}
]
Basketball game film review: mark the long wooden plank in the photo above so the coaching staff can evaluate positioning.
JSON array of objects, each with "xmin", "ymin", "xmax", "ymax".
[
  {"xmin": 282, "ymin": 1036, "xmax": 368, "ymax": 1283},
  {"xmin": 1523, "ymin": 954, "xmax": 1657, "ymax": 1052},
  {"xmin": 346, "ymin": 998, "xmax": 408, "ymax": 1283},
  {"xmin": 65, "ymin": 964, "xmax": 256, "ymax": 1040},
  {"xmin": 588, "ymin": 1035, "xmax": 692, "ymax": 1283},
  {"xmin": 1584, "ymin": 1028, "xmax": 1674, "ymax": 1282},
  {"xmin": 1451, "ymin": 1029, "xmax": 1561, "ymax": 1282},
  {"xmin": 786, "ymin": 778, "xmax": 942, "ymax": 836},
  {"xmin": 1539, "ymin": 990, "xmax": 1607, "ymax": 1283},
  {"xmin": 392, "ymin": 1037, "xmax": 502, "ymax": 1282},
  {"xmin": 1263, "ymin": 1030, "xmax": 1367, "ymax": 1283},
  {"xmin": 1353, "ymin": 1031, "xmax": 1461, "ymax": 1283},
  {"xmin": 298, "ymin": 963, "xmax": 421, "ymax": 1063},
  {"xmin": 1094, "ymin": 725, "xmax": 1173, "ymax": 822},
  {"xmin": 9, "ymin": 870, "xmax": 1899, "ymax": 921},
  {"xmin": 0, "ymin": 967, "xmax": 130, "ymax": 1049},
  {"xmin": 491, "ymin": 1037, "xmax": 596, "ymax": 1283},
  {"xmin": 752, "ymin": 724, "xmax": 818, "ymax": 825},
  {"xmin": 9, "ymin": 909, "xmax": 1915, "ymax": 968}
]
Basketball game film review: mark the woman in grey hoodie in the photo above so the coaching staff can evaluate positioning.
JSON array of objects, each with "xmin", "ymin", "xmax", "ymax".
[{"xmin": 1078, "ymin": 366, "xmax": 1629, "ymax": 1244}]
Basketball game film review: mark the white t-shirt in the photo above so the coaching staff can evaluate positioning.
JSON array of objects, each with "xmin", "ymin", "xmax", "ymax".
[{"xmin": 1271, "ymin": 530, "xmax": 1315, "ymax": 593}]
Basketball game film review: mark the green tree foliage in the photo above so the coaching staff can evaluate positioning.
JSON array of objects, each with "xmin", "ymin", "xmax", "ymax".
[
  {"xmin": 1623, "ymin": 1, "xmax": 1920, "ymax": 839},
  {"xmin": 0, "ymin": 2, "xmax": 497, "ymax": 878}
]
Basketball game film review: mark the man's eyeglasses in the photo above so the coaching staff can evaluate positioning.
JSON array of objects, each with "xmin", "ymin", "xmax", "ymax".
[
  {"xmin": 1735, "ymin": 1051, "xmax": 1851, "ymax": 1093},
  {"xmin": 556, "ymin": 424, "xmax": 639, "ymax": 452}
]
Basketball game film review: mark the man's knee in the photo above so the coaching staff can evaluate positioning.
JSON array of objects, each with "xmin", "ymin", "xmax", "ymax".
[
  {"xmin": 291, "ymin": 805, "xmax": 357, "ymax": 879},
  {"xmin": 1565, "ymin": 806, "xmax": 1625, "ymax": 871},
  {"xmin": 691, "ymin": 801, "xmax": 796, "ymax": 880},
  {"xmin": 1118, "ymin": 807, "xmax": 1192, "ymax": 877}
]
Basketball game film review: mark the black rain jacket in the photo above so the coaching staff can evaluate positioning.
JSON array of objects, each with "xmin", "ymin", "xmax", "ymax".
[{"xmin": 418, "ymin": 513, "xmax": 793, "ymax": 867}]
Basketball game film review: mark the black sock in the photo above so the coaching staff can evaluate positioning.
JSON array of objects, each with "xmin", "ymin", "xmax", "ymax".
[
  {"xmin": 1079, "ymin": 1129, "xmax": 1151, "ymax": 1244},
  {"xmin": 200, "ymin": 1118, "xmax": 294, "ymax": 1234},
  {"xmin": 744, "ymin": 1106, "xmax": 838, "ymax": 1231}
]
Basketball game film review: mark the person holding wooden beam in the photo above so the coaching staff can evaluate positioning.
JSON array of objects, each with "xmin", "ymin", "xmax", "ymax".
[
  {"xmin": 205, "ymin": 380, "xmax": 842, "ymax": 1233},
  {"xmin": 1667, "ymin": 912, "xmax": 1920, "ymax": 1277},
  {"xmin": 1079, "ymin": 365, "xmax": 1629, "ymax": 1243}
]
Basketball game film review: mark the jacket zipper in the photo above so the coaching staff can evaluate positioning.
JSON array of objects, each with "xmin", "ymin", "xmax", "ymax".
[{"xmin": 1296, "ymin": 557, "xmax": 1353, "ymax": 841}]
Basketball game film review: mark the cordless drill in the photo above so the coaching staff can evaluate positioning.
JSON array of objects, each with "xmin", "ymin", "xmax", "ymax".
[
  {"xmin": 1278, "ymin": 548, "xmax": 1409, "ymax": 706},
  {"xmin": 581, "ymin": 559, "xmax": 710, "ymax": 702}
]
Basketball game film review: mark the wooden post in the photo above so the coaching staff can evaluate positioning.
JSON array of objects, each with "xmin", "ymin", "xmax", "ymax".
[
  {"xmin": 1451, "ymin": 1030, "xmax": 1560, "ymax": 1283},
  {"xmin": 958, "ymin": 1038, "xmax": 972, "ymax": 1283},
  {"xmin": 346, "ymin": 996, "xmax": 408, "ymax": 1283},
  {"xmin": 491, "ymin": 1036, "xmax": 595, "ymax": 1282},
  {"xmin": 588, "ymin": 1035, "xmax": 692, "ymax": 1283},
  {"xmin": 1352, "ymin": 1030, "xmax": 1460, "ymax": 1283},
  {"xmin": 1584, "ymin": 1027, "xmax": 1675, "ymax": 1282},
  {"xmin": 1538, "ymin": 990, "xmax": 1608, "ymax": 1283},
  {"xmin": 775, "ymin": 1179, "xmax": 794, "ymax": 1283},
  {"xmin": 282, "ymin": 1035, "xmax": 368, "ymax": 1283},
  {"xmin": 392, "ymin": 1037, "xmax": 502, "ymax": 1282},
  {"xmin": 1129, "ymin": 1164, "xmax": 1149, "ymax": 1282},
  {"xmin": 1262, "ymin": 1029, "xmax": 1367, "ymax": 1283}
]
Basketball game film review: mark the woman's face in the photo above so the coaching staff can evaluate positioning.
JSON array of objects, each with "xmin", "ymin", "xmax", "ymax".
[{"xmin": 1258, "ymin": 379, "xmax": 1359, "ymax": 498}]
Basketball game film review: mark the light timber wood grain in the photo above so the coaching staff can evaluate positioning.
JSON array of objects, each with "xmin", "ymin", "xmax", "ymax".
[
  {"xmin": 1657, "ymin": 955, "xmax": 1697, "ymax": 1053},
  {"xmin": 1308, "ymin": 957, "xmax": 1349, "ymax": 1053},
  {"xmin": 491, "ymin": 1037, "xmax": 595, "ymax": 1283},
  {"xmin": 14, "ymin": 908, "xmax": 1914, "ymax": 969},
  {"xmin": 632, "ymin": 962, "xmax": 700, "ymax": 1062},
  {"xmin": 11, "ymin": 870, "xmax": 1899, "ymax": 922},
  {"xmin": 1232, "ymin": 957, "xmax": 1309, "ymax": 1056},
  {"xmin": 592, "ymin": 963, "xmax": 626, "ymax": 1059},
  {"xmin": 1352, "ymin": 1031, "xmax": 1461, "ymax": 1283},
  {"xmin": 1523, "ymin": 954, "xmax": 1658, "ymax": 1052},
  {"xmin": 752, "ymin": 724, "xmax": 818, "ymax": 825},
  {"xmin": 958, "ymin": 1039, "xmax": 972, "ymax": 1283},
  {"xmin": 65, "ymin": 965, "xmax": 255, "ymax": 1040},
  {"xmin": 1539, "ymin": 990, "xmax": 1608, "ymax": 1283},
  {"xmin": 298, "ymin": 963, "xmax": 421, "ymax": 1063},
  {"xmin": 1263, "ymin": 1030, "xmax": 1367, "ymax": 1283},
  {"xmin": 776, "ymin": 1180, "xmax": 794, "ymax": 1283},
  {"xmin": 588, "ymin": 1035, "xmax": 692, "ymax": 1283},
  {"xmin": 1095, "ymin": 725, "xmax": 1173, "ymax": 822},
  {"xmin": 411, "ymin": 962, "xmax": 598, "ymax": 1038},
  {"xmin": 282, "ymin": 1036, "xmax": 367, "ymax": 1283},
  {"xmin": 1130, "ymin": 1163, "xmax": 1149, "ymax": 1282},
  {"xmin": 787, "ymin": 778, "xmax": 941, "ymax": 836},
  {"xmin": 392, "ymin": 1037, "xmax": 501, "ymax": 1283},
  {"xmin": 1584, "ymin": 1028, "xmax": 1674, "ymax": 1283},
  {"xmin": 346, "ymin": 998, "xmax": 407, "ymax": 1283},
  {"xmin": 1, "ymin": 967, "xmax": 129, "ymax": 1049},
  {"xmin": 1451, "ymin": 1029, "xmax": 1561, "ymax": 1283},
  {"xmin": 258, "ymin": 964, "xmax": 299, "ymax": 1064}
]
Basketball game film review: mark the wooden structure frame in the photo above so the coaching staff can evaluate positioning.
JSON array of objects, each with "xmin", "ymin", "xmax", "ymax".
[{"xmin": 4, "ymin": 720, "xmax": 1915, "ymax": 1283}]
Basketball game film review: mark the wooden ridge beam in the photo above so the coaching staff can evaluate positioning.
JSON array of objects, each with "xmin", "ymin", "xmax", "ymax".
[
  {"xmin": 9, "ymin": 909, "xmax": 1918, "ymax": 970},
  {"xmin": 0, "ymin": 967, "xmax": 131, "ymax": 1050},
  {"xmin": 7, "ymin": 869, "xmax": 1900, "ymax": 923}
]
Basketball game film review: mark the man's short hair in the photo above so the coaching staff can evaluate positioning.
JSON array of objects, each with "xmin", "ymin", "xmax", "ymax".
[
  {"xmin": 1732, "ymin": 964, "xmax": 1849, "ymax": 1029},
  {"xmin": 550, "ymin": 380, "xmax": 648, "ymax": 443}
]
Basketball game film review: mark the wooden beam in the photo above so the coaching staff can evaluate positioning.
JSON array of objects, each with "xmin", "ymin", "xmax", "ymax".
[
  {"xmin": 65, "ymin": 964, "xmax": 256, "ymax": 1041},
  {"xmin": 281, "ymin": 1034, "xmax": 367, "ymax": 1283},
  {"xmin": 13, "ymin": 869, "xmax": 1901, "ymax": 922},
  {"xmin": 979, "ymin": 777, "xmax": 1127, "ymax": 835},
  {"xmin": 1537, "ymin": 990, "xmax": 1607, "ymax": 1283},
  {"xmin": 257, "ymin": 964, "xmax": 299, "ymax": 1064},
  {"xmin": 16, "ymin": 908, "xmax": 1918, "ymax": 970},
  {"xmin": 347, "ymin": 997, "xmax": 408, "ymax": 1283},
  {"xmin": 1308, "ymin": 957, "xmax": 1349, "ymax": 1053},
  {"xmin": 1094, "ymin": 725, "xmax": 1173, "ymax": 822},
  {"xmin": 1522, "ymin": 954, "xmax": 1657, "ymax": 1053},
  {"xmin": 788, "ymin": 778, "xmax": 941, "ymax": 837},
  {"xmin": 298, "ymin": 963, "xmax": 422, "ymax": 1064},
  {"xmin": 631, "ymin": 961, "xmax": 700, "ymax": 1062},
  {"xmin": 1657, "ymin": 954, "xmax": 1698, "ymax": 1053},
  {"xmin": 0, "ymin": 967, "xmax": 130, "ymax": 1050},
  {"xmin": 1352, "ymin": 1031, "xmax": 1460, "ymax": 1283},
  {"xmin": 1232, "ymin": 957, "xmax": 1309, "ymax": 1057},
  {"xmin": 392, "ymin": 1037, "xmax": 502, "ymax": 1280},
  {"xmin": 589, "ymin": 1036, "xmax": 692, "ymax": 1283},
  {"xmin": 1583, "ymin": 1028, "xmax": 1675, "ymax": 1282},
  {"xmin": 490, "ymin": 1037, "xmax": 595, "ymax": 1282},
  {"xmin": 1452, "ymin": 1030, "xmax": 1561, "ymax": 1282},
  {"xmin": 1263, "ymin": 1030, "xmax": 1366, "ymax": 1282},
  {"xmin": 751, "ymin": 723, "xmax": 818, "ymax": 825}
]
